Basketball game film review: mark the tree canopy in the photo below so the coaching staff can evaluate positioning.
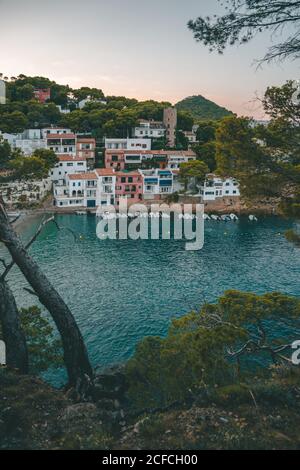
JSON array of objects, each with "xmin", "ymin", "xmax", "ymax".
[
  {"xmin": 188, "ymin": 0, "xmax": 300, "ymax": 63},
  {"xmin": 176, "ymin": 95, "xmax": 233, "ymax": 121},
  {"xmin": 126, "ymin": 290, "xmax": 300, "ymax": 410}
]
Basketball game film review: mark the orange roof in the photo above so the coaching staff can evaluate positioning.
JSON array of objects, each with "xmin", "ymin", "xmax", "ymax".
[
  {"xmin": 58, "ymin": 155, "xmax": 86, "ymax": 162},
  {"xmin": 116, "ymin": 171, "xmax": 141, "ymax": 177},
  {"xmin": 95, "ymin": 168, "xmax": 115, "ymax": 176},
  {"xmin": 68, "ymin": 172, "xmax": 97, "ymax": 180},
  {"xmin": 47, "ymin": 133, "xmax": 76, "ymax": 139}
]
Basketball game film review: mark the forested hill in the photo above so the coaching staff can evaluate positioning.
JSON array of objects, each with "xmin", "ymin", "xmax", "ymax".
[{"xmin": 176, "ymin": 95, "xmax": 234, "ymax": 120}]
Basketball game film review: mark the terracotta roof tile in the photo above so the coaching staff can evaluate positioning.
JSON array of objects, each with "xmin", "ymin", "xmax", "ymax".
[{"xmin": 68, "ymin": 172, "xmax": 97, "ymax": 180}]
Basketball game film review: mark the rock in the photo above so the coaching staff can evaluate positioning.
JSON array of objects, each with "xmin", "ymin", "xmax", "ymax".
[
  {"xmin": 133, "ymin": 417, "xmax": 150, "ymax": 434},
  {"xmin": 60, "ymin": 403, "xmax": 97, "ymax": 422}
]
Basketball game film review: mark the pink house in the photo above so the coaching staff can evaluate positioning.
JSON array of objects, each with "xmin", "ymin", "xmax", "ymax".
[
  {"xmin": 105, "ymin": 150, "xmax": 126, "ymax": 170},
  {"xmin": 115, "ymin": 171, "xmax": 143, "ymax": 206}
]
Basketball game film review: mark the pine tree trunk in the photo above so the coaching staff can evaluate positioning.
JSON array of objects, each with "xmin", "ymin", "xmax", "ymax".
[
  {"xmin": 0, "ymin": 279, "xmax": 28, "ymax": 373},
  {"xmin": 0, "ymin": 209, "xmax": 93, "ymax": 390}
]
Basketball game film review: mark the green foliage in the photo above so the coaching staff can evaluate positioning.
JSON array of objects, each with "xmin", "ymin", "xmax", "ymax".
[
  {"xmin": 175, "ymin": 130, "xmax": 189, "ymax": 150},
  {"xmin": 126, "ymin": 291, "xmax": 300, "ymax": 410},
  {"xmin": 0, "ymin": 137, "xmax": 13, "ymax": 169},
  {"xmin": 31, "ymin": 148, "xmax": 58, "ymax": 168},
  {"xmin": 193, "ymin": 141, "xmax": 217, "ymax": 172},
  {"xmin": 188, "ymin": 0, "xmax": 300, "ymax": 63},
  {"xmin": 177, "ymin": 110, "xmax": 194, "ymax": 131},
  {"xmin": 179, "ymin": 159, "xmax": 209, "ymax": 190},
  {"xmin": 0, "ymin": 306, "xmax": 63, "ymax": 374},
  {"xmin": 263, "ymin": 81, "xmax": 300, "ymax": 124},
  {"xmin": 196, "ymin": 120, "xmax": 217, "ymax": 144},
  {"xmin": 9, "ymin": 156, "xmax": 48, "ymax": 180},
  {"xmin": 216, "ymin": 116, "xmax": 264, "ymax": 175},
  {"xmin": 72, "ymin": 87, "xmax": 104, "ymax": 102},
  {"xmin": 176, "ymin": 95, "xmax": 233, "ymax": 121},
  {"xmin": 5, "ymin": 148, "xmax": 57, "ymax": 180},
  {"xmin": 0, "ymin": 111, "xmax": 28, "ymax": 133},
  {"xmin": 19, "ymin": 307, "xmax": 63, "ymax": 374}
]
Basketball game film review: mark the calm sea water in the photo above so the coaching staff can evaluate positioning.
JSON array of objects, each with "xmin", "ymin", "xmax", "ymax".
[{"xmin": 2, "ymin": 214, "xmax": 300, "ymax": 383}]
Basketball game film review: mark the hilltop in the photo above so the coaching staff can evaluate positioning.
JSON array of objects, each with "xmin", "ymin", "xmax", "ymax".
[{"xmin": 176, "ymin": 95, "xmax": 234, "ymax": 121}]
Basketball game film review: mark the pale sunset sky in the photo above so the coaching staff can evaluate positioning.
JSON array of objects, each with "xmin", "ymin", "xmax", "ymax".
[{"xmin": 0, "ymin": 0, "xmax": 299, "ymax": 117}]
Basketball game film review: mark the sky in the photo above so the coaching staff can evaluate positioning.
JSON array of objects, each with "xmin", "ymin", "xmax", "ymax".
[{"xmin": 0, "ymin": 0, "xmax": 299, "ymax": 117}]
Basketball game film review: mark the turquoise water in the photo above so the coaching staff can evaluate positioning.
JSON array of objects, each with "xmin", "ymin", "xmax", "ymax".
[{"xmin": 2, "ymin": 214, "xmax": 300, "ymax": 382}]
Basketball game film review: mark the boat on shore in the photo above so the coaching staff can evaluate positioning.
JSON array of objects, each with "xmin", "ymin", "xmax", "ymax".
[{"xmin": 221, "ymin": 215, "xmax": 231, "ymax": 222}]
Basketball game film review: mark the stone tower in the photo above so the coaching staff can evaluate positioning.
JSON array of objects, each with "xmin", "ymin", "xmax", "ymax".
[
  {"xmin": 0, "ymin": 80, "xmax": 6, "ymax": 105},
  {"xmin": 163, "ymin": 107, "xmax": 177, "ymax": 148}
]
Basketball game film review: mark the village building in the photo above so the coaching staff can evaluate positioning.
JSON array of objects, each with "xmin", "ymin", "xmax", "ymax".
[
  {"xmin": 46, "ymin": 132, "xmax": 77, "ymax": 156},
  {"xmin": 41, "ymin": 127, "xmax": 72, "ymax": 138},
  {"xmin": 76, "ymin": 137, "xmax": 96, "ymax": 168},
  {"xmin": 53, "ymin": 169, "xmax": 116, "ymax": 208},
  {"xmin": 105, "ymin": 149, "xmax": 196, "ymax": 171},
  {"xmin": 163, "ymin": 107, "xmax": 177, "ymax": 148},
  {"xmin": 50, "ymin": 155, "xmax": 87, "ymax": 184},
  {"xmin": 33, "ymin": 88, "xmax": 51, "ymax": 103},
  {"xmin": 132, "ymin": 119, "xmax": 165, "ymax": 139},
  {"xmin": 115, "ymin": 171, "xmax": 143, "ymax": 206},
  {"xmin": 199, "ymin": 174, "xmax": 240, "ymax": 201},
  {"xmin": 140, "ymin": 168, "xmax": 174, "ymax": 200},
  {"xmin": 104, "ymin": 138, "xmax": 151, "ymax": 150}
]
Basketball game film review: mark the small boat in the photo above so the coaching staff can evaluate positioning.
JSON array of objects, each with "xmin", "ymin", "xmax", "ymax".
[
  {"xmin": 211, "ymin": 214, "xmax": 221, "ymax": 221},
  {"xmin": 76, "ymin": 211, "xmax": 86, "ymax": 215},
  {"xmin": 221, "ymin": 215, "xmax": 231, "ymax": 222},
  {"xmin": 230, "ymin": 213, "xmax": 239, "ymax": 221},
  {"xmin": 249, "ymin": 214, "xmax": 258, "ymax": 222},
  {"xmin": 203, "ymin": 214, "xmax": 211, "ymax": 220}
]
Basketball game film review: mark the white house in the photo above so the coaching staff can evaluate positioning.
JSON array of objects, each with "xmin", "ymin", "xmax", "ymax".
[
  {"xmin": 41, "ymin": 127, "xmax": 72, "ymax": 139},
  {"xmin": 0, "ymin": 129, "xmax": 47, "ymax": 156},
  {"xmin": 182, "ymin": 131, "xmax": 198, "ymax": 144},
  {"xmin": 46, "ymin": 132, "xmax": 76, "ymax": 155},
  {"xmin": 132, "ymin": 120, "xmax": 165, "ymax": 139},
  {"xmin": 50, "ymin": 155, "xmax": 87, "ymax": 183},
  {"xmin": 0, "ymin": 132, "xmax": 17, "ymax": 147},
  {"xmin": 199, "ymin": 175, "xmax": 240, "ymax": 201},
  {"xmin": 53, "ymin": 168, "xmax": 116, "ymax": 208},
  {"xmin": 95, "ymin": 169, "xmax": 116, "ymax": 207},
  {"xmin": 140, "ymin": 168, "xmax": 174, "ymax": 199},
  {"xmin": 166, "ymin": 150, "xmax": 197, "ymax": 169},
  {"xmin": 105, "ymin": 138, "xmax": 151, "ymax": 150}
]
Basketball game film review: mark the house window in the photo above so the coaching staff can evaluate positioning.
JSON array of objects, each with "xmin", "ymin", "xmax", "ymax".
[
  {"xmin": 112, "ymin": 155, "xmax": 118, "ymax": 162},
  {"xmin": 121, "ymin": 177, "xmax": 126, "ymax": 183},
  {"xmin": 128, "ymin": 177, "xmax": 133, "ymax": 183}
]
